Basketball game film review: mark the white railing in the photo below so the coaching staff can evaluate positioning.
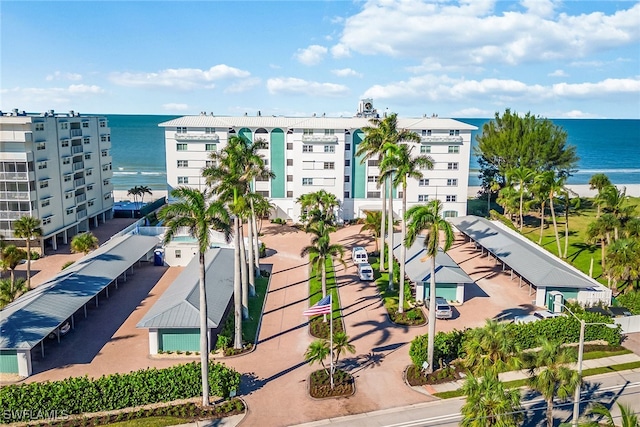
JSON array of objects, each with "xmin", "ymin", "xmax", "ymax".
[
  {"xmin": 0, "ymin": 172, "xmax": 28, "ymax": 180},
  {"xmin": 174, "ymin": 133, "xmax": 219, "ymax": 142},
  {"xmin": 421, "ymin": 136, "xmax": 463, "ymax": 143},
  {"xmin": 302, "ymin": 135, "xmax": 338, "ymax": 143},
  {"xmin": 0, "ymin": 191, "xmax": 30, "ymax": 200}
]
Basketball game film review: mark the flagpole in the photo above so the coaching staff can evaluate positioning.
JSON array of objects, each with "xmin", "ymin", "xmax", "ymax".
[{"xmin": 329, "ymin": 293, "xmax": 334, "ymax": 390}]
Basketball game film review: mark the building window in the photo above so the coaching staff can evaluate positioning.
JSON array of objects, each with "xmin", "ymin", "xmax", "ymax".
[
  {"xmin": 446, "ymin": 195, "xmax": 457, "ymax": 202},
  {"xmin": 177, "ymin": 160, "xmax": 188, "ymax": 168},
  {"xmin": 418, "ymin": 195, "xmax": 429, "ymax": 202},
  {"xmin": 324, "ymin": 129, "xmax": 335, "ymax": 135},
  {"xmin": 83, "ymin": 137, "xmax": 90, "ymax": 144},
  {"xmin": 84, "ymin": 153, "xmax": 91, "ymax": 160},
  {"xmin": 444, "ymin": 210, "xmax": 458, "ymax": 218},
  {"xmin": 303, "ymin": 129, "xmax": 313, "ymax": 135},
  {"xmin": 344, "ymin": 176, "xmax": 350, "ymax": 183},
  {"xmin": 367, "ymin": 175, "xmax": 378, "ymax": 183},
  {"xmin": 63, "ymin": 158, "xmax": 71, "ymax": 165},
  {"xmin": 178, "ymin": 176, "xmax": 189, "ymax": 184},
  {"xmin": 177, "ymin": 127, "xmax": 187, "ymax": 134},
  {"xmin": 99, "ymin": 121, "xmax": 106, "ymax": 128},
  {"xmin": 36, "ymin": 143, "xmax": 46, "ymax": 150},
  {"xmin": 302, "ymin": 178, "xmax": 313, "ymax": 186},
  {"xmin": 419, "ymin": 178, "xmax": 429, "ymax": 186},
  {"xmin": 449, "ymin": 130, "xmax": 455, "ymax": 136},
  {"xmin": 65, "ymin": 192, "xmax": 73, "ymax": 200},
  {"xmin": 66, "ymin": 208, "xmax": 74, "ymax": 215},
  {"xmin": 102, "ymin": 150, "xmax": 108, "ymax": 157},
  {"xmin": 205, "ymin": 127, "xmax": 215, "ymax": 134},
  {"xmin": 205, "ymin": 160, "xmax": 216, "ymax": 168},
  {"xmin": 447, "ymin": 179, "xmax": 458, "ymax": 186},
  {"xmin": 104, "ymin": 192, "xmax": 112, "ymax": 200},
  {"xmin": 448, "ymin": 145, "xmax": 459, "ymax": 153},
  {"xmin": 88, "ymin": 200, "xmax": 95, "ymax": 207},
  {"xmin": 345, "ymin": 159, "xmax": 350, "ymax": 167},
  {"xmin": 255, "ymin": 175, "xmax": 269, "ymax": 182},
  {"xmin": 447, "ymin": 162, "xmax": 459, "ymax": 170},
  {"xmin": 324, "ymin": 145, "xmax": 335, "ymax": 153},
  {"xmin": 420, "ymin": 145, "xmax": 431, "ymax": 153},
  {"xmin": 205, "ymin": 143, "xmax": 216, "ymax": 151},
  {"xmin": 64, "ymin": 174, "xmax": 72, "ymax": 182},
  {"xmin": 86, "ymin": 169, "xmax": 93, "ymax": 176},
  {"xmin": 287, "ymin": 159, "xmax": 293, "ymax": 166},
  {"xmin": 61, "ymin": 123, "xmax": 68, "ymax": 130},
  {"xmin": 42, "ymin": 217, "xmax": 52, "ymax": 225},
  {"xmin": 422, "ymin": 129, "xmax": 432, "ymax": 136},
  {"xmin": 256, "ymin": 190, "xmax": 269, "ymax": 197},
  {"xmin": 324, "ymin": 162, "xmax": 335, "ymax": 170},
  {"xmin": 35, "ymin": 123, "xmax": 44, "ymax": 131},
  {"xmin": 38, "ymin": 162, "xmax": 47, "ymax": 170},
  {"xmin": 80, "ymin": 122, "xmax": 88, "ymax": 128},
  {"xmin": 287, "ymin": 175, "xmax": 293, "ymax": 182},
  {"xmin": 287, "ymin": 143, "xmax": 293, "ymax": 150},
  {"xmin": 367, "ymin": 159, "xmax": 378, "ymax": 167},
  {"xmin": 287, "ymin": 191, "xmax": 293, "ymax": 198},
  {"xmin": 303, "ymin": 145, "xmax": 313, "ymax": 153},
  {"xmin": 87, "ymin": 184, "xmax": 94, "ymax": 191},
  {"xmin": 103, "ymin": 179, "xmax": 110, "ymax": 186},
  {"xmin": 175, "ymin": 249, "xmax": 181, "ymax": 259},
  {"xmin": 176, "ymin": 143, "xmax": 187, "ymax": 151},
  {"xmin": 344, "ymin": 191, "xmax": 350, "ymax": 198},
  {"xmin": 367, "ymin": 191, "xmax": 381, "ymax": 198},
  {"xmin": 102, "ymin": 164, "xmax": 111, "ymax": 172},
  {"xmin": 345, "ymin": 143, "xmax": 351, "ymax": 151},
  {"xmin": 61, "ymin": 140, "xmax": 69, "ymax": 147},
  {"xmin": 41, "ymin": 199, "xmax": 50, "ymax": 208},
  {"xmin": 100, "ymin": 136, "xmax": 107, "ymax": 142}
]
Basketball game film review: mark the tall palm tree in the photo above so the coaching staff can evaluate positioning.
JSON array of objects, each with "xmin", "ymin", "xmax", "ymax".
[
  {"xmin": 405, "ymin": 199, "xmax": 455, "ymax": 373},
  {"xmin": 524, "ymin": 338, "xmax": 580, "ymax": 427},
  {"xmin": 589, "ymin": 173, "xmax": 611, "ymax": 218},
  {"xmin": 604, "ymin": 238, "xmax": 640, "ymax": 294},
  {"xmin": 587, "ymin": 213, "xmax": 619, "ymax": 270},
  {"xmin": 70, "ymin": 232, "xmax": 99, "ymax": 255},
  {"xmin": 461, "ymin": 372, "xmax": 523, "ymax": 427},
  {"xmin": 300, "ymin": 221, "xmax": 345, "ymax": 322},
  {"xmin": 547, "ymin": 173, "xmax": 566, "ymax": 257},
  {"xmin": 1, "ymin": 245, "xmax": 27, "ymax": 286},
  {"xmin": 158, "ymin": 187, "xmax": 231, "ymax": 406},
  {"xmin": 332, "ymin": 331, "xmax": 356, "ymax": 368},
  {"xmin": 12, "ymin": 215, "xmax": 42, "ymax": 289},
  {"xmin": 506, "ymin": 166, "xmax": 536, "ymax": 231},
  {"xmin": 0, "ymin": 277, "xmax": 28, "ymax": 309},
  {"xmin": 137, "ymin": 185, "xmax": 153, "ymax": 205},
  {"xmin": 532, "ymin": 171, "xmax": 552, "ymax": 244},
  {"xmin": 496, "ymin": 185, "xmax": 519, "ymax": 222},
  {"xmin": 599, "ymin": 185, "xmax": 636, "ymax": 239},
  {"xmin": 462, "ymin": 319, "xmax": 522, "ymax": 377},
  {"xmin": 127, "ymin": 186, "xmax": 140, "ymax": 204},
  {"xmin": 560, "ymin": 187, "xmax": 580, "ymax": 258},
  {"xmin": 380, "ymin": 143, "xmax": 433, "ymax": 311},
  {"xmin": 297, "ymin": 190, "xmax": 339, "ymax": 228},
  {"xmin": 359, "ymin": 210, "xmax": 383, "ymax": 253}
]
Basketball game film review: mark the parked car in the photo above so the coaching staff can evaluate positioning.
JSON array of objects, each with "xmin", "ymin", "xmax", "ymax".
[
  {"xmin": 357, "ymin": 263, "xmax": 374, "ymax": 281},
  {"xmin": 429, "ymin": 297, "xmax": 452, "ymax": 320},
  {"xmin": 352, "ymin": 246, "xmax": 369, "ymax": 264},
  {"xmin": 514, "ymin": 310, "xmax": 563, "ymax": 324}
]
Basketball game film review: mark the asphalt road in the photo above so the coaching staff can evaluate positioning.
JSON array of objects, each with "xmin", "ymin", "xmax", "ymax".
[{"xmin": 293, "ymin": 370, "xmax": 640, "ymax": 427}]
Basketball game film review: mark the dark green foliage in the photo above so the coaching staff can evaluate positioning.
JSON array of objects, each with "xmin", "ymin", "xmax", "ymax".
[
  {"xmin": 259, "ymin": 242, "xmax": 267, "ymax": 258},
  {"xmin": 389, "ymin": 307, "xmax": 425, "ymax": 326},
  {"xmin": 0, "ymin": 362, "xmax": 241, "ymax": 423},
  {"xmin": 309, "ymin": 317, "xmax": 344, "ymax": 339},
  {"xmin": 409, "ymin": 330, "xmax": 465, "ymax": 369},
  {"xmin": 616, "ymin": 291, "xmax": 640, "ymax": 315},
  {"xmin": 309, "ymin": 369, "xmax": 354, "ymax": 398},
  {"xmin": 270, "ymin": 217, "xmax": 286, "ymax": 225}
]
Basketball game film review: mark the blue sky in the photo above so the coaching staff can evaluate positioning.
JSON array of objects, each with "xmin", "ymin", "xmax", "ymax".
[{"xmin": 1, "ymin": 0, "xmax": 639, "ymax": 118}]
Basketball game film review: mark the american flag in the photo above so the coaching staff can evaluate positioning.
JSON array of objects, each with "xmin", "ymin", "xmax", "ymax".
[{"xmin": 303, "ymin": 294, "xmax": 332, "ymax": 316}]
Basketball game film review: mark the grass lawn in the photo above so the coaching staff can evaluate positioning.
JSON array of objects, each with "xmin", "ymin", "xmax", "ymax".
[
  {"xmin": 107, "ymin": 417, "xmax": 189, "ymax": 427},
  {"xmin": 243, "ymin": 275, "xmax": 269, "ymax": 343},
  {"xmin": 308, "ymin": 258, "xmax": 341, "ymax": 323},
  {"xmin": 369, "ymin": 257, "xmax": 411, "ymax": 312}
]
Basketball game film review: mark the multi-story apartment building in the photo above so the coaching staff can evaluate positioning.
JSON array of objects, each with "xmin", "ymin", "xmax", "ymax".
[
  {"xmin": 0, "ymin": 109, "xmax": 114, "ymax": 251},
  {"xmin": 160, "ymin": 100, "xmax": 476, "ymax": 223}
]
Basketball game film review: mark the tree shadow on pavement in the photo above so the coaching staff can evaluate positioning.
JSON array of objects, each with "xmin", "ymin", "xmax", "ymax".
[
  {"xmin": 348, "ymin": 319, "xmax": 408, "ymax": 346},
  {"xmin": 239, "ymin": 360, "xmax": 309, "ymax": 394}
]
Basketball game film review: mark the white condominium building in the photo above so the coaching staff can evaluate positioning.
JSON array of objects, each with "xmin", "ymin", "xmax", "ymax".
[
  {"xmin": 160, "ymin": 100, "xmax": 477, "ymax": 223},
  {"xmin": 0, "ymin": 109, "xmax": 114, "ymax": 250}
]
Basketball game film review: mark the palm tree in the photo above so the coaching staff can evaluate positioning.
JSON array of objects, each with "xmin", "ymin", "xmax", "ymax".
[
  {"xmin": 496, "ymin": 185, "xmax": 519, "ymax": 222},
  {"xmin": 12, "ymin": 215, "xmax": 42, "ymax": 289},
  {"xmin": 589, "ymin": 173, "xmax": 611, "ymax": 218},
  {"xmin": 304, "ymin": 339, "xmax": 331, "ymax": 376},
  {"xmin": 547, "ymin": 173, "xmax": 566, "ymax": 257},
  {"xmin": 587, "ymin": 402, "xmax": 639, "ymax": 427},
  {"xmin": 506, "ymin": 166, "xmax": 536, "ymax": 231},
  {"xmin": 599, "ymin": 185, "xmax": 636, "ymax": 239},
  {"xmin": 587, "ymin": 213, "xmax": 620, "ymax": 270},
  {"xmin": 560, "ymin": 186, "xmax": 580, "ymax": 258},
  {"xmin": 405, "ymin": 199, "xmax": 455, "ymax": 374},
  {"xmin": 531, "ymin": 171, "xmax": 552, "ymax": 244},
  {"xmin": 297, "ymin": 190, "xmax": 339, "ymax": 228},
  {"xmin": 604, "ymin": 238, "xmax": 640, "ymax": 294},
  {"xmin": 360, "ymin": 210, "xmax": 383, "ymax": 253},
  {"xmin": 332, "ymin": 331, "xmax": 355, "ymax": 367},
  {"xmin": 462, "ymin": 319, "xmax": 522, "ymax": 377},
  {"xmin": 487, "ymin": 179, "xmax": 501, "ymax": 217},
  {"xmin": 380, "ymin": 143, "xmax": 433, "ymax": 311},
  {"xmin": 158, "ymin": 186, "xmax": 231, "ymax": 406},
  {"xmin": 1, "ymin": 245, "xmax": 27, "ymax": 286},
  {"xmin": 0, "ymin": 277, "xmax": 28, "ymax": 309},
  {"xmin": 300, "ymin": 221, "xmax": 346, "ymax": 307},
  {"xmin": 127, "ymin": 186, "xmax": 140, "ymax": 204},
  {"xmin": 460, "ymin": 372, "xmax": 523, "ymax": 427},
  {"xmin": 524, "ymin": 338, "xmax": 580, "ymax": 427},
  {"xmin": 70, "ymin": 232, "xmax": 99, "ymax": 255},
  {"xmin": 137, "ymin": 185, "xmax": 153, "ymax": 205}
]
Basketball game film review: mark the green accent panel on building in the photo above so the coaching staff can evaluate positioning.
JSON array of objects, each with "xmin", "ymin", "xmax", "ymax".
[
  {"xmin": 352, "ymin": 130, "xmax": 366, "ymax": 198},
  {"xmin": 422, "ymin": 283, "xmax": 458, "ymax": 302},
  {"xmin": 546, "ymin": 288, "xmax": 579, "ymax": 301},
  {"xmin": 239, "ymin": 128, "xmax": 252, "ymax": 142},
  {"xmin": 270, "ymin": 129, "xmax": 285, "ymax": 198},
  {"xmin": 159, "ymin": 329, "xmax": 200, "ymax": 352},
  {"xmin": 0, "ymin": 350, "xmax": 19, "ymax": 374}
]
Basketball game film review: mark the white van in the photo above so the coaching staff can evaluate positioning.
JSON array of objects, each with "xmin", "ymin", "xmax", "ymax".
[
  {"xmin": 352, "ymin": 246, "xmax": 368, "ymax": 264},
  {"xmin": 357, "ymin": 263, "xmax": 374, "ymax": 281}
]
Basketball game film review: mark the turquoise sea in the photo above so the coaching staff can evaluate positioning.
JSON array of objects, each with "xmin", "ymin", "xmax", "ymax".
[{"xmin": 106, "ymin": 115, "xmax": 640, "ymax": 192}]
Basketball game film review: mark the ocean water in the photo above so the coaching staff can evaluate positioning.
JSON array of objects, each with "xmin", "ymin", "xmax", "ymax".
[{"xmin": 106, "ymin": 115, "xmax": 640, "ymax": 191}]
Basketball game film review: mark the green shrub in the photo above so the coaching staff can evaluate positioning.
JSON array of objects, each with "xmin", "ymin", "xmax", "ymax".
[
  {"xmin": 616, "ymin": 291, "xmax": 640, "ymax": 315},
  {"xmin": 0, "ymin": 362, "xmax": 240, "ymax": 423},
  {"xmin": 61, "ymin": 261, "xmax": 75, "ymax": 271},
  {"xmin": 259, "ymin": 242, "xmax": 267, "ymax": 258},
  {"xmin": 29, "ymin": 251, "xmax": 41, "ymax": 261},
  {"xmin": 270, "ymin": 217, "xmax": 286, "ymax": 225}
]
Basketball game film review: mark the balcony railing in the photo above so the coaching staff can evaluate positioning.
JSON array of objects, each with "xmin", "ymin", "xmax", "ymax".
[
  {"xmin": 0, "ymin": 172, "xmax": 28, "ymax": 180},
  {"xmin": 76, "ymin": 193, "xmax": 86, "ymax": 204},
  {"xmin": 174, "ymin": 133, "xmax": 219, "ymax": 142},
  {"xmin": 302, "ymin": 135, "xmax": 339, "ymax": 143},
  {"xmin": 70, "ymin": 129, "xmax": 82, "ymax": 137},
  {"xmin": 0, "ymin": 191, "xmax": 31, "ymax": 201},
  {"xmin": 0, "ymin": 211, "xmax": 24, "ymax": 220},
  {"xmin": 420, "ymin": 135, "xmax": 463, "ymax": 143},
  {"xmin": 72, "ymin": 145, "xmax": 83, "ymax": 154},
  {"xmin": 72, "ymin": 162, "xmax": 85, "ymax": 171},
  {"xmin": 74, "ymin": 177, "xmax": 86, "ymax": 187},
  {"xmin": 76, "ymin": 210, "xmax": 87, "ymax": 220}
]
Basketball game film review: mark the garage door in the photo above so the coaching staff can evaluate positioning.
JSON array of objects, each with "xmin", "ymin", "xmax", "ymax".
[
  {"xmin": 159, "ymin": 329, "xmax": 200, "ymax": 352},
  {"xmin": 0, "ymin": 350, "xmax": 19, "ymax": 374}
]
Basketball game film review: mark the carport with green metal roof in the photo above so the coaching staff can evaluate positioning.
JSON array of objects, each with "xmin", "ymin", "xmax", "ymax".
[
  {"xmin": 447, "ymin": 215, "xmax": 611, "ymax": 309},
  {"xmin": 0, "ymin": 234, "xmax": 160, "ymax": 378}
]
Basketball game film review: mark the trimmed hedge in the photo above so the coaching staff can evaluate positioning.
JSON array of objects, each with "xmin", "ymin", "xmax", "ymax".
[
  {"xmin": 409, "ymin": 313, "xmax": 621, "ymax": 369},
  {"xmin": 0, "ymin": 362, "xmax": 240, "ymax": 423},
  {"xmin": 616, "ymin": 291, "xmax": 640, "ymax": 315}
]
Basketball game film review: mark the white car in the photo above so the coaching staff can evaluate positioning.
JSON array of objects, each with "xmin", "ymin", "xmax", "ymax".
[
  {"xmin": 357, "ymin": 263, "xmax": 374, "ymax": 281},
  {"xmin": 514, "ymin": 310, "xmax": 563, "ymax": 324},
  {"xmin": 352, "ymin": 246, "xmax": 369, "ymax": 264}
]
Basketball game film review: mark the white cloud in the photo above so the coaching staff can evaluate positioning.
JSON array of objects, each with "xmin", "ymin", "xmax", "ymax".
[
  {"xmin": 452, "ymin": 107, "xmax": 494, "ymax": 118},
  {"xmin": 548, "ymin": 69, "xmax": 568, "ymax": 77},
  {"xmin": 68, "ymin": 84, "xmax": 104, "ymax": 94},
  {"xmin": 267, "ymin": 77, "xmax": 349, "ymax": 97},
  {"xmin": 0, "ymin": 84, "xmax": 105, "ymax": 111},
  {"xmin": 334, "ymin": 1, "xmax": 640, "ymax": 66},
  {"xmin": 45, "ymin": 71, "xmax": 83, "ymax": 81},
  {"xmin": 109, "ymin": 65, "xmax": 251, "ymax": 90},
  {"xmin": 331, "ymin": 68, "xmax": 362, "ymax": 78},
  {"xmin": 552, "ymin": 78, "xmax": 640, "ymax": 97},
  {"xmin": 162, "ymin": 103, "xmax": 189, "ymax": 111},
  {"xmin": 295, "ymin": 45, "xmax": 328, "ymax": 66},
  {"xmin": 224, "ymin": 77, "xmax": 262, "ymax": 94},
  {"xmin": 557, "ymin": 110, "xmax": 599, "ymax": 118}
]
